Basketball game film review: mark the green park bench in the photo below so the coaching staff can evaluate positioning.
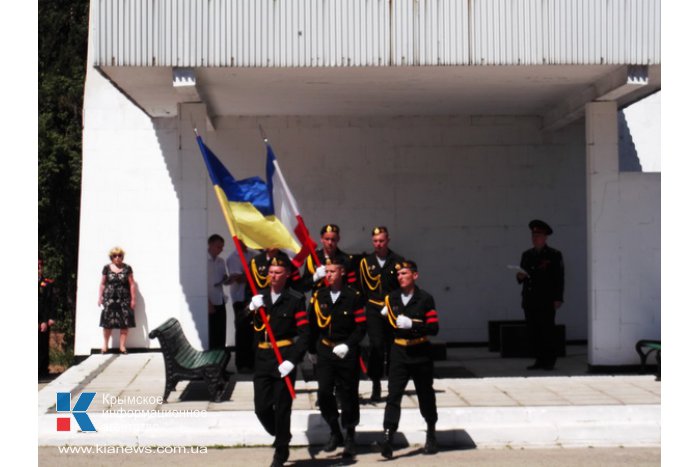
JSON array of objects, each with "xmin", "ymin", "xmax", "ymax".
[
  {"xmin": 149, "ymin": 318, "xmax": 231, "ymax": 402},
  {"xmin": 635, "ymin": 339, "xmax": 661, "ymax": 381}
]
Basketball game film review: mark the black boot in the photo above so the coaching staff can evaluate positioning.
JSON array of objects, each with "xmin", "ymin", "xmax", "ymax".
[
  {"xmin": 380, "ymin": 428, "xmax": 394, "ymax": 459},
  {"xmin": 270, "ymin": 446, "xmax": 289, "ymax": 467},
  {"xmin": 371, "ymin": 380, "xmax": 382, "ymax": 402},
  {"xmin": 323, "ymin": 420, "xmax": 343, "ymax": 452},
  {"xmin": 342, "ymin": 427, "xmax": 356, "ymax": 458},
  {"xmin": 424, "ymin": 423, "xmax": 438, "ymax": 454},
  {"xmin": 323, "ymin": 432, "xmax": 343, "ymax": 452}
]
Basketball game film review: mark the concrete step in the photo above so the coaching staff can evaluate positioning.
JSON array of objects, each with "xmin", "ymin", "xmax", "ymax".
[{"xmin": 39, "ymin": 403, "xmax": 659, "ymax": 448}]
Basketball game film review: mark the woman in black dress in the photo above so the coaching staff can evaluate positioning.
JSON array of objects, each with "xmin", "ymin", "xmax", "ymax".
[{"xmin": 98, "ymin": 247, "xmax": 136, "ymax": 353}]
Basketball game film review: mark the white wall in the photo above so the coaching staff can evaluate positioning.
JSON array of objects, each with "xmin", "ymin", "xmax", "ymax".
[
  {"xmin": 201, "ymin": 115, "xmax": 590, "ymax": 344},
  {"xmin": 77, "ymin": 101, "xmax": 592, "ymax": 354},
  {"xmin": 77, "ymin": 69, "xmax": 184, "ymax": 354},
  {"xmin": 76, "ymin": 24, "xmax": 208, "ymax": 354},
  {"xmin": 587, "ymin": 171, "xmax": 661, "ymax": 364},
  {"xmin": 586, "ymin": 102, "xmax": 660, "ymax": 366}
]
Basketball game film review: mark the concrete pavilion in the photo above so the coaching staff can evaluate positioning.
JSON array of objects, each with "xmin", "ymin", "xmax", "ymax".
[{"xmin": 75, "ymin": 0, "xmax": 660, "ymax": 368}]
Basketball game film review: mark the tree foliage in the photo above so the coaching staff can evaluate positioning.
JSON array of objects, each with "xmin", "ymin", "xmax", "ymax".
[{"xmin": 39, "ymin": 0, "xmax": 89, "ymax": 346}]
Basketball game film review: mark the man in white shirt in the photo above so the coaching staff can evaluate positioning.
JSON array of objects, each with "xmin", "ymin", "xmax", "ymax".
[
  {"xmin": 207, "ymin": 234, "xmax": 228, "ymax": 349},
  {"xmin": 226, "ymin": 241, "xmax": 258, "ymax": 371}
]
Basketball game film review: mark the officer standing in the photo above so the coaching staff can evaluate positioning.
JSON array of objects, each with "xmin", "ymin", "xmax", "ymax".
[
  {"xmin": 358, "ymin": 226, "xmax": 404, "ymax": 401},
  {"xmin": 301, "ymin": 224, "xmax": 359, "ymax": 292},
  {"xmin": 307, "ymin": 258, "xmax": 366, "ymax": 458},
  {"xmin": 516, "ymin": 219, "xmax": 565, "ymax": 371},
  {"xmin": 248, "ymin": 254, "xmax": 310, "ymax": 467},
  {"xmin": 379, "ymin": 260, "xmax": 439, "ymax": 458}
]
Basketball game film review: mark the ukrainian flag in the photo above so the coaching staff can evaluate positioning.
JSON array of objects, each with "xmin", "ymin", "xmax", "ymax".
[{"xmin": 196, "ymin": 135, "xmax": 300, "ymax": 253}]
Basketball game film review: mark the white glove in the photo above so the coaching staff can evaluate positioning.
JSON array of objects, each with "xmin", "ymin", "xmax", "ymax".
[
  {"xmin": 307, "ymin": 353, "xmax": 318, "ymax": 365},
  {"xmin": 248, "ymin": 294, "xmax": 264, "ymax": 311},
  {"xmin": 278, "ymin": 360, "xmax": 295, "ymax": 378},
  {"xmin": 313, "ymin": 265, "xmax": 327, "ymax": 282},
  {"xmin": 332, "ymin": 344, "xmax": 349, "ymax": 359},
  {"xmin": 396, "ymin": 315, "xmax": 413, "ymax": 329},
  {"xmin": 380, "ymin": 306, "xmax": 388, "ymax": 317}
]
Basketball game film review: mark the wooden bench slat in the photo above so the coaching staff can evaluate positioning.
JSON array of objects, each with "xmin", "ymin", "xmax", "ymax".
[{"xmin": 149, "ymin": 318, "xmax": 231, "ymax": 402}]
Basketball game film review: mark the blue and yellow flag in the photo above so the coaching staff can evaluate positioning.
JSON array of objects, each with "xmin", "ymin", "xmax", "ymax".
[{"xmin": 196, "ymin": 135, "xmax": 300, "ymax": 252}]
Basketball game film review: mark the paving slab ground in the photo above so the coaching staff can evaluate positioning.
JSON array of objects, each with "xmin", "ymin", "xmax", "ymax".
[
  {"xmin": 38, "ymin": 445, "xmax": 661, "ymax": 467},
  {"xmin": 38, "ymin": 346, "xmax": 660, "ymax": 451}
]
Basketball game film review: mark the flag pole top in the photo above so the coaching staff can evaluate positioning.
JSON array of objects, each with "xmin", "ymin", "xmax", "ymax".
[
  {"xmin": 258, "ymin": 125, "xmax": 269, "ymax": 144},
  {"xmin": 193, "ymin": 127, "xmax": 200, "ymax": 137}
]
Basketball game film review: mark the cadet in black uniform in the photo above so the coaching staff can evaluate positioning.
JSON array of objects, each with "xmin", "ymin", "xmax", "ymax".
[
  {"xmin": 248, "ymin": 254, "xmax": 310, "ymax": 467},
  {"xmin": 379, "ymin": 260, "xmax": 439, "ymax": 458},
  {"xmin": 307, "ymin": 258, "xmax": 366, "ymax": 458},
  {"xmin": 301, "ymin": 224, "xmax": 359, "ymax": 292},
  {"xmin": 248, "ymin": 248, "xmax": 304, "ymax": 298},
  {"xmin": 357, "ymin": 226, "xmax": 404, "ymax": 401},
  {"xmin": 516, "ymin": 219, "xmax": 565, "ymax": 371}
]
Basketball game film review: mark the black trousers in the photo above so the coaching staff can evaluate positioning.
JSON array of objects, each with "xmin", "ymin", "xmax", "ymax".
[
  {"xmin": 208, "ymin": 304, "xmax": 227, "ymax": 350},
  {"xmin": 524, "ymin": 304, "xmax": 557, "ymax": 367},
  {"xmin": 234, "ymin": 301, "xmax": 255, "ymax": 369},
  {"xmin": 38, "ymin": 328, "xmax": 50, "ymax": 375},
  {"xmin": 383, "ymin": 343, "xmax": 437, "ymax": 432},
  {"xmin": 253, "ymin": 347, "xmax": 297, "ymax": 448},
  {"xmin": 365, "ymin": 303, "xmax": 393, "ymax": 382},
  {"xmin": 316, "ymin": 343, "xmax": 361, "ymax": 430}
]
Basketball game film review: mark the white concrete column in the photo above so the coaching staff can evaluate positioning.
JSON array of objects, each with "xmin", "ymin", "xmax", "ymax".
[
  {"xmin": 586, "ymin": 101, "xmax": 622, "ymax": 366},
  {"xmin": 177, "ymin": 103, "xmax": 212, "ymax": 350}
]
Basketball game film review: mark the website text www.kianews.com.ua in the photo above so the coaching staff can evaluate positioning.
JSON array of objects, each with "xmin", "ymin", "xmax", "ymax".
[{"xmin": 56, "ymin": 445, "xmax": 207, "ymax": 454}]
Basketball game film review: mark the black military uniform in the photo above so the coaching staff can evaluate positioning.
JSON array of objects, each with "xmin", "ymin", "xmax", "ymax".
[
  {"xmin": 518, "ymin": 220, "xmax": 565, "ymax": 370},
  {"xmin": 251, "ymin": 269, "xmax": 309, "ymax": 467},
  {"xmin": 38, "ymin": 271, "xmax": 56, "ymax": 377},
  {"xmin": 302, "ymin": 247, "xmax": 359, "ymax": 292},
  {"xmin": 248, "ymin": 250, "xmax": 304, "ymax": 297},
  {"xmin": 308, "ymin": 281, "xmax": 366, "ymax": 457},
  {"xmin": 380, "ymin": 264, "xmax": 439, "ymax": 458},
  {"xmin": 357, "ymin": 234, "xmax": 404, "ymax": 399},
  {"xmin": 300, "ymin": 225, "xmax": 360, "ymax": 293}
]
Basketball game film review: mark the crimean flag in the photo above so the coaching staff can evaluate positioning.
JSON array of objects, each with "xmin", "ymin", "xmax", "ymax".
[
  {"xmin": 265, "ymin": 142, "xmax": 317, "ymax": 268},
  {"xmin": 196, "ymin": 136, "xmax": 300, "ymax": 253}
]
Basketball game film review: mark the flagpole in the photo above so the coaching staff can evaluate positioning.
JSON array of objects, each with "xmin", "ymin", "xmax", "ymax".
[
  {"xmin": 196, "ymin": 129, "xmax": 296, "ymax": 399},
  {"xmin": 259, "ymin": 128, "xmax": 367, "ymax": 374},
  {"xmin": 258, "ymin": 127, "xmax": 310, "ymax": 247}
]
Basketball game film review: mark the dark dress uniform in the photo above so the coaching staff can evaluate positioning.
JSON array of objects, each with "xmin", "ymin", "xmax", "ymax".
[
  {"xmin": 301, "ymin": 248, "xmax": 359, "ymax": 292},
  {"xmin": 38, "ymin": 275, "xmax": 56, "ymax": 376},
  {"xmin": 252, "ymin": 287, "xmax": 309, "ymax": 454},
  {"xmin": 382, "ymin": 287, "xmax": 439, "ymax": 439},
  {"xmin": 357, "ymin": 250, "xmax": 404, "ymax": 386},
  {"xmin": 248, "ymin": 251, "xmax": 304, "ymax": 299},
  {"xmin": 308, "ymin": 286, "xmax": 366, "ymax": 449},
  {"xmin": 518, "ymin": 244, "xmax": 565, "ymax": 369}
]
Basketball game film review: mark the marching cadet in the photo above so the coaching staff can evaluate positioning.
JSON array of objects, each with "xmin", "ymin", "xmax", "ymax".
[
  {"xmin": 357, "ymin": 226, "xmax": 404, "ymax": 401},
  {"xmin": 379, "ymin": 260, "xmax": 439, "ymax": 459},
  {"xmin": 307, "ymin": 258, "xmax": 366, "ymax": 458},
  {"xmin": 301, "ymin": 224, "xmax": 359, "ymax": 292},
  {"xmin": 248, "ymin": 248, "xmax": 304, "ymax": 297},
  {"xmin": 248, "ymin": 254, "xmax": 310, "ymax": 467}
]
